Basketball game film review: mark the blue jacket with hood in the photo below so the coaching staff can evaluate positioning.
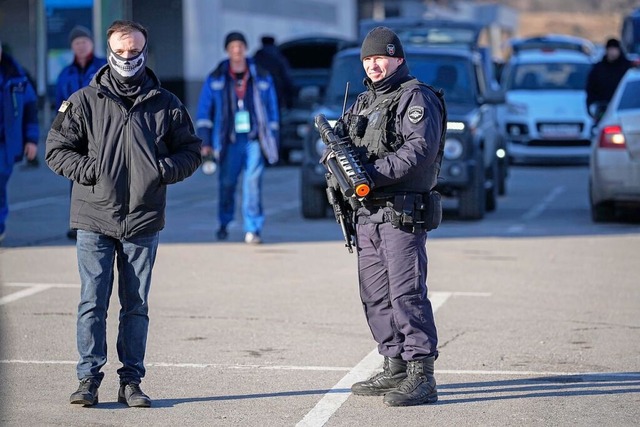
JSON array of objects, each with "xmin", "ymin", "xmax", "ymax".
[{"xmin": 195, "ymin": 58, "xmax": 279, "ymax": 164}]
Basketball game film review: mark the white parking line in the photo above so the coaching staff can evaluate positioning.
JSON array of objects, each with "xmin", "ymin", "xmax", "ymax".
[
  {"xmin": 8, "ymin": 195, "xmax": 67, "ymax": 212},
  {"xmin": 1, "ymin": 359, "xmax": 638, "ymax": 381},
  {"xmin": 295, "ymin": 291, "xmax": 452, "ymax": 427},
  {"xmin": 0, "ymin": 284, "xmax": 54, "ymax": 306},
  {"xmin": 508, "ymin": 185, "xmax": 566, "ymax": 233}
]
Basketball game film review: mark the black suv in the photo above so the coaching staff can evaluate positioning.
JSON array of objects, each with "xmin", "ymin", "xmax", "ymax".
[
  {"xmin": 276, "ymin": 36, "xmax": 356, "ymax": 162},
  {"xmin": 300, "ymin": 46, "xmax": 505, "ymax": 220}
]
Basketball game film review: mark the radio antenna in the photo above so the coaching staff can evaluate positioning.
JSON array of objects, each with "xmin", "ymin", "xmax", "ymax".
[{"xmin": 341, "ymin": 82, "xmax": 350, "ymax": 117}]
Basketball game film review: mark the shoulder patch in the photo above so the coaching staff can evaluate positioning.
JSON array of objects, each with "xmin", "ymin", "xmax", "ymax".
[
  {"xmin": 408, "ymin": 106, "xmax": 424, "ymax": 124},
  {"xmin": 58, "ymin": 100, "xmax": 72, "ymax": 113}
]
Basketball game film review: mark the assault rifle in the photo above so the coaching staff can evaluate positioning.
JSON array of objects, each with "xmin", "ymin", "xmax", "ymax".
[{"xmin": 315, "ymin": 113, "xmax": 374, "ymax": 252}]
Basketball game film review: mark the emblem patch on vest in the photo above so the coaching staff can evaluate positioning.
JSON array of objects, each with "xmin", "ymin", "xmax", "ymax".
[{"xmin": 408, "ymin": 106, "xmax": 424, "ymax": 124}]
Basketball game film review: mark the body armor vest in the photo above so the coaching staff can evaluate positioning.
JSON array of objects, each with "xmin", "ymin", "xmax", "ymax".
[{"xmin": 349, "ymin": 79, "xmax": 447, "ymax": 195}]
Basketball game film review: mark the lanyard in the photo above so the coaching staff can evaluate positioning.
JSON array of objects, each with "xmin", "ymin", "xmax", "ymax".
[{"xmin": 230, "ymin": 69, "xmax": 249, "ymax": 108}]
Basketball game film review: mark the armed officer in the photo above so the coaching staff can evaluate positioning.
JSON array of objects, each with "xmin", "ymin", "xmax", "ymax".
[{"xmin": 334, "ymin": 26, "xmax": 446, "ymax": 407}]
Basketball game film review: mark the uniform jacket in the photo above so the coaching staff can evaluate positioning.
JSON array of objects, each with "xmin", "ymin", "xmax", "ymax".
[
  {"xmin": 45, "ymin": 66, "xmax": 202, "ymax": 239},
  {"xmin": 195, "ymin": 58, "xmax": 279, "ymax": 164},
  {"xmin": 348, "ymin": 62, "xmax": 445, "ymax": 195},
  {"xmin": 1, "ymin": 53, "xmax": 39, "ymax": 169},
  {"xmin": 55, "ymin": 55, "xmax": 107, "ymax": 108},
  {"xmin": 586, "ymin": 54, "xmax": 632, "ymax": 107}
]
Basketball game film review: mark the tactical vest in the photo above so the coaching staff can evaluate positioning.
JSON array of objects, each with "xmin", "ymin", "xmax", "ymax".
[{"xmin": 349, "ymin": 79, "xmax": 447, "ymax": 195}]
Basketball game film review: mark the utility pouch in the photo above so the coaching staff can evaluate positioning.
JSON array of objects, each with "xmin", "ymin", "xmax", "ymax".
[
  {"xmin": 423, "ymin": 191, "xmax": 442, "ymax": 231},
  {"xmin": 349, "ymin": 115, "xmax": 368, "ymax": 139}
]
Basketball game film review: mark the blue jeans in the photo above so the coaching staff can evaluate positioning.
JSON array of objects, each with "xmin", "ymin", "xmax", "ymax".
[
  {"xmin": 219, "ymin": 137, "xmax": 265, "ymax": 233},
  {"xmin": 75, "ymin": 230, "xmax": 159, "ymax": 384}
]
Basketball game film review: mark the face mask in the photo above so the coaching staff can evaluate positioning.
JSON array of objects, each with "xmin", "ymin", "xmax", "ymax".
[{"xmin": 107, "ymin": 42, "xmax": 147, "ymax": 83}]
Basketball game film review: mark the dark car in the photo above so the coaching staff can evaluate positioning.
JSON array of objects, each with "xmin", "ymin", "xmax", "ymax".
[
  {"xmin": 300, "ymin": 46, "xmax": 505, "ymax": 220},
  {"xmin": 276, "ymin": 36, "xmax": 356, "ymax": 162}
]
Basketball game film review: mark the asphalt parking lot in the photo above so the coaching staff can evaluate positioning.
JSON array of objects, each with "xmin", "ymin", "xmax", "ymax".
[{"xmin": 1, "ymin": 159, "xmax": 639, "ymax": 426}]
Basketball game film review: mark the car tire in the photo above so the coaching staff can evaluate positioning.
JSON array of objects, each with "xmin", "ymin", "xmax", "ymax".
[
  {"xmin": 497, "ymin": 155, "xmax": 508, "ymax": 196},
  {"xmin": 485, "ymin": 158, "xmax": 498, "ymax": 212},
  {"xmin": 301, "ymin": 171, "xmax": 328, "ymax": 219},
  {"xmin": 591, "ymin": 201, "xmax": 615, "ymax": 223},
  {"xmin": 459, "ymin": 153, "xmax": 486, "ymax": 220}
]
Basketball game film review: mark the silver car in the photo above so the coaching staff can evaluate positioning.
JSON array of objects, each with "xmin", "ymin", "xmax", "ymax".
[{"xmin": 589, "ymin": 67, "xmax": 640, "ymax": 222}]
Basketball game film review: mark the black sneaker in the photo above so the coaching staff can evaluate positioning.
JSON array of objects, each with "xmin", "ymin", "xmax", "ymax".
[
  {"xmin": 118, "ymin": 382, "xmax": 151, "ymax": 407},
  {"xmin": 216, "ymin": 226, "xmax": 228, "ymax": 240},
  {"xmin": 70, "ymin": 378, "xmax": 99, "ymax": 406}
]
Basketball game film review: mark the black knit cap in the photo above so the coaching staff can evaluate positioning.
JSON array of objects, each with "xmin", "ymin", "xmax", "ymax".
[
  {"xmin": 224, "ymin": 31, "xmax": 247, "ymax": 49},
  {"xmin": 360, "ymin": 26, "xmax": 404, "ymax": 61},
  {"xmin": 605, "ymin": 38, "xmax": 621, "ymax": 49},
  {"xmin": 68, "ymin": 25, "xmax": 92, "ymax": 44}
]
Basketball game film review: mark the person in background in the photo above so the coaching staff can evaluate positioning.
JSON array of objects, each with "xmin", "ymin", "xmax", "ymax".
[
  {"xmin": 254, "ymin": 35, "xmax": 294, "ymax": 110},
  {"xmin": 46, "ymin": 20, "xmax": 202, "ymax": 408},
  {"xmin": 196, "ymin": 31, "xmax": 279, "ymax": 244},
  {"xmin": 55, "ymin": 25, "xmax": 107, "ymax": 240},
  {"xmin": 586, "ymin": 38, "xmax": 632, "ymax": 112},
  {"xmin": 0, "ymin": 40, "xmax": 39, "ymax": 244}
]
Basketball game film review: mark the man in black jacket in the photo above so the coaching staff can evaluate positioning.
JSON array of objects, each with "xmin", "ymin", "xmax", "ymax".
[
  {"xmin": 46, "ymin": 20, "xmax": 202, "ymax": 408},
  {"xmin": 586, "ymin": 38, "xmax": 632, "ymax": 111}
]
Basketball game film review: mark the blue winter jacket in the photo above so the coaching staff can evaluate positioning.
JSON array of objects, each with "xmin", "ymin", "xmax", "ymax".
[
  {"xmin": 55, "ymin": 55, "xmax": 107, "ymax": 108},
  {"xmin": 1, "ymin": 53, "xmax": 39, "ymax": 168},
  {"xmin": 196, "ymin": 58, "xmax": 279, "ymax": 164}
]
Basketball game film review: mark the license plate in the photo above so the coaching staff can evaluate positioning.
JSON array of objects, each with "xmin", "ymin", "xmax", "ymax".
[{"xmin": 539, "ymin": 124, "xmax": 580, "ymax": 138}]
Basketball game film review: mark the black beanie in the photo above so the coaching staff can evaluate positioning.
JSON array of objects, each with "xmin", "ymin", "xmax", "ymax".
[
  {"xmin": 68, "ymin": 25, "xmax": 92, "ymax": 44},
  {"xmin": 605, "ymin": 38, "xmax": 621, "ymax": 49},
  {"xmin": 225, "ymin": 31, "xmax": 247, "ymax": 49},
  {"xmin": 360, "ymin": 26, "xmax": 404, "ymax": 61}
]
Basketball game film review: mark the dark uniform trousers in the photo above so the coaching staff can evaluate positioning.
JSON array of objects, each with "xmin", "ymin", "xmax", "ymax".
[{"xmin": 356, "ymin": 220, "xmax": 438, "ymax": 361}]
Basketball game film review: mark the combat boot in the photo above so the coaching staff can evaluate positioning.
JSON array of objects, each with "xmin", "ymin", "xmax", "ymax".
[
  {"xmin": 351, "ymin": 356, "xmax": 407, "ymax": 396},
  {"xmin": 383, "ymin": 357, "xmax": 437, "ymax": 406}
]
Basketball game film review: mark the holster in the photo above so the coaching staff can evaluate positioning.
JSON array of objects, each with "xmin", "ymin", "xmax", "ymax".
[{"xmin": 387, "ymin": 191, "xmax": 442, "ymax": 232}]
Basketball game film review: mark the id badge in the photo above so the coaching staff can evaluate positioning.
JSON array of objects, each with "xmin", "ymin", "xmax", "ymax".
[{"xmin": 235, "ymin": 110, "xmax": 251, "ymax": 134}]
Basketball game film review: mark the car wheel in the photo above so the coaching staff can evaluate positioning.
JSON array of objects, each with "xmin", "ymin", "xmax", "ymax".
[
  {"xmin": 459, "ymin": 153, "xmax": 486, "ymax": 220},
  {"xmin": 591, "ymin": 201, "xmax": 615, "ymax": 223},
  {"xmin": 497, "ymin": 155, "xmax": 508, "ymax": 196},
  {"xmin": 301, "ymin": 171, "xmax": 328, "ymax": 219},
  {"xmin": 485, "ymin": 158, "xmax": 498, "ymax": 212}
]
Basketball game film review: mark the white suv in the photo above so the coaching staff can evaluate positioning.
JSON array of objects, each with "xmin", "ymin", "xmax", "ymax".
[{"xmin": 498, "ymin": 49, "xmax": 595, "ymax": 164}]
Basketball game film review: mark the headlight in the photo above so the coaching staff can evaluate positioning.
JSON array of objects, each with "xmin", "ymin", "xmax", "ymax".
[
  {"xmin": 315, "ymin": 138, "xmax": 325, "ymax": 156},
  {"xmin": 507, "ymin": 102, "xmax": 528, "ymax": 116},
  {"xmin": 447, "ymin": 121, "xmax": 465, "ymax": 132},
  {"xmin": 444, "ymin": 138, "xmax": 464, "ymax": 160}
]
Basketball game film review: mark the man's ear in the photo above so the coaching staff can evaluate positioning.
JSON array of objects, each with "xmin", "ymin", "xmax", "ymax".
[{"xmin": 398, "ymin": 58, "xmax": 404, "ymax": 65}]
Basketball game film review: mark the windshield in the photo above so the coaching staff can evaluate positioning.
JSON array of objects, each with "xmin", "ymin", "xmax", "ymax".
[
  {"xmin": 618, "ymin": 80, "xmax": 640, "ymax": 110},
  {"xmin": 396, "ymin": 27, "xmax": 478, "ymax": 48},
  {"xmin": 508, "ymin": 62, "xmax": 590, "ymax": 90},
  {"xmin": 325, "ymin": 53, "xmax": 476, "ymax": 106}
]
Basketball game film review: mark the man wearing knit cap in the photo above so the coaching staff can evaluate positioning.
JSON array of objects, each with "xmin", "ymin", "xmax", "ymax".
[
  {"xmin": 196, "ymin": 31, "xmax": 279, "ymax": 244},
  {"xmin": 586, "ymin": 37, "xmax": 632, "ymax": 114},
  {"xmin": 55, "ymin": 25, "xmax": 107, "ymax": 240},
  {"xmin": 328, "ymin": 26, "xmax": 446, "ymax": 406}
]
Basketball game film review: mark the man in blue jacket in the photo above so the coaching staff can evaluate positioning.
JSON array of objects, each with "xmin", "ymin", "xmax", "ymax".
[
  {"xmin": 55, "ymin": 25, "xmax": 107, "ymax": 240},
  {"xmin": 0, "ymin": 42, "xmax": 39, "ymax": 244},
  {"xmin": 196, "ymin": 31, "xmax": 279, "ymax": 244}
]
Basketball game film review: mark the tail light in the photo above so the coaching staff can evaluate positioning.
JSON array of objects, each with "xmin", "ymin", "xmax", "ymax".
[{"xmin": 599, "ymin": 125, "xmax": 626, "ymax": 149}]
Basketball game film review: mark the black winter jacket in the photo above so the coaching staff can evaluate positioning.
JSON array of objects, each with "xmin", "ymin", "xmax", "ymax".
[
  {"xmin": 46, "ymin": 66, "xmax": 202, "ymax": 238},
  {"xmin": 586, "ymin": 55, "xmax": 632, "ymax": 108}
]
